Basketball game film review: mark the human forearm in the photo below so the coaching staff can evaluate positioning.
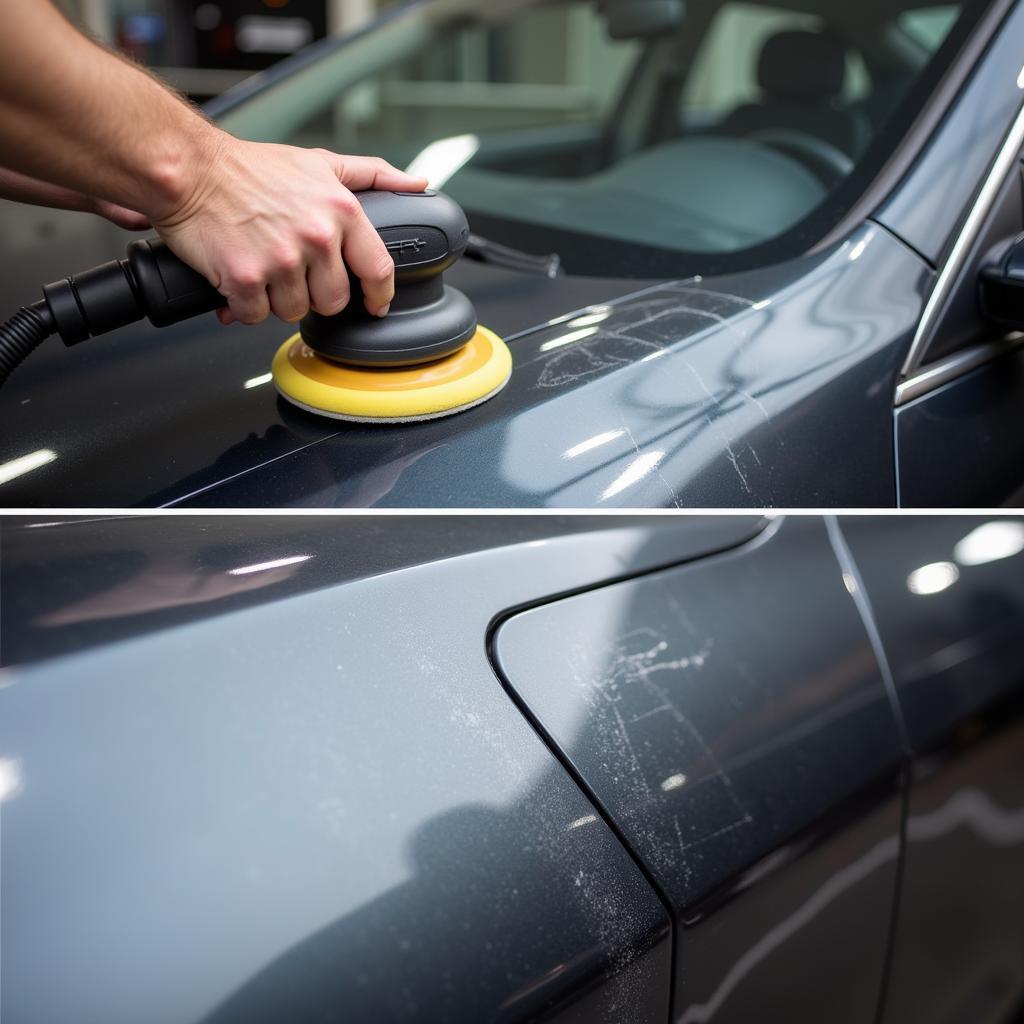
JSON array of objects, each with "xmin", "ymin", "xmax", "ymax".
[
  {"xmin": 0, "ymin": 166, "xmax": 94, "ymax": 212},
  {"xmin": 0, "ymin": 1, "xmax": 428, "ymax": 325},
  {"xmin": 0, "ymin": 166, "xmax": 149, "ymax": 228},
  {"xmin": 0, "ymin": 1, "xmax": 217, "ymax": 220}
]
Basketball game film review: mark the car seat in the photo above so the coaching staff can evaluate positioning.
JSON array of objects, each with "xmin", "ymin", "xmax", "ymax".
[{"xmin": 716, "ymin": 29, "xmax": 871, "ymax": 174}]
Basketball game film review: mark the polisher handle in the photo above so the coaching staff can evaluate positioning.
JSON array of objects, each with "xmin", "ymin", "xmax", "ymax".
[
  {"xmin": 41, "ymin": 190, "xmax": 471, "ymax": 344},
  {"xmin": 126, "ymin": 238, "xmax": 225, "ymax": 328},
  {"xmin": 128, "ymin": 191, "xmax": 470, "ymax": 325}
]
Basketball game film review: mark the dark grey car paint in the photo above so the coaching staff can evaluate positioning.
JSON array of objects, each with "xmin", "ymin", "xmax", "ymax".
[
  {"xmin": 895, "ymin": 343, "xmax": 1024, "ymax": 506},
  {"xmin": 1, "ymin": 4, "xmax": 1023, "ymax": 507},
  {"xmin": 0, "ymin": 515, "xmax": 763, "ymax": 1024},
  {"xmin": 873, "ymin": 1, "xmax": 1024, "ymax": 270},
  {"xmin": 1, "ymin": 514, "xmax": 1023, "ymax": 1022},
  {"xmin": 0, "ymin": 222, "xmax": 927, "ymax": 507},
  {"xmin": 839, "ymin": 515, "xmax": 1024, "ymax": 1024},
  {"xmin": 180, "ymin": 229, "xmax": 927, "ymax": 508},
  {"xmin": 494, "ymin": 517, "xmax": 906, "ymax": 1021}
]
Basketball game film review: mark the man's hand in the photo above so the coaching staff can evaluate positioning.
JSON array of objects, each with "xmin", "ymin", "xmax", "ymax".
[
  {"xmin": 0, "ymin": 2, "xmax": 427, "ymax": 329},
  {"xmin": 151, "ymin": 139, "xmax": 427, "ymax": 326}
]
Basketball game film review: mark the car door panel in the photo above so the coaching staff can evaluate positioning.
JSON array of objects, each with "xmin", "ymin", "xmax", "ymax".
[
  {"xmin": 895, "ymin": 345, "xmax": 1024, "ymax": 506},
  {"xmin": 838, "ymin": 515, "xmax": 1024, "ymax": 1024},
  {"xmin": 493, "ymin": 517, "xmax": 906, "ymax": 1021},
  {"xmin": 891, "ymin": 136, "xmax": 1024, "ymax": 506},
  {"xmin": 6, "ymin": 516, "xmax": 779, "ymax": 1024}
]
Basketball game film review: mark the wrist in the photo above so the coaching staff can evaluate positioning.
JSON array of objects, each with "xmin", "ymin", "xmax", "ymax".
[{"xmin": 139, "ymin": 119, "xmax": 228, "ymax": 223}]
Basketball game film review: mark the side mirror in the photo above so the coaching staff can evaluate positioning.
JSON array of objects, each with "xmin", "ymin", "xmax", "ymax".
[{"xmin": 979, "ymin": 233, "xmax": 1024, "ymax": 329}]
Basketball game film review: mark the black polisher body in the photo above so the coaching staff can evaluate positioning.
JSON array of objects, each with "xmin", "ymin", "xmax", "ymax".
[
  {"xmin": 39, "ymin": 189, "xmax": 479, "ymax": 369},
  {"xmin": 300, "ymin": 190, "xmax": 478, "ymax": 367}
]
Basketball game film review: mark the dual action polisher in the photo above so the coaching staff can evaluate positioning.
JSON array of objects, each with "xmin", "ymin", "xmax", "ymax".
[{"xmin": 0, "ymin": 190, "xmax": 512, "ymax": 422}]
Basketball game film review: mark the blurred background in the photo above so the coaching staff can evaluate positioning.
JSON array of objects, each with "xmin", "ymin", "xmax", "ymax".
[{"xmin": 54, "ymin": 1, "xmax": 385, "ymax": 102}]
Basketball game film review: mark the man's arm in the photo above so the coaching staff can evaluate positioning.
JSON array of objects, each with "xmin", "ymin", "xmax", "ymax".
[
  {"xmin": 0, "ymin": 167, "xmax": 150, "ymax": 229},
  {"xmin": 0, "ymin": 1, "xmax": 427, "ymax": 324}
]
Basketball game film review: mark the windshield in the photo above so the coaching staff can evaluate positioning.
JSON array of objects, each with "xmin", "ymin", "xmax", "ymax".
[{"xmin": 217, "ymin": 0, "xmax": 988, "ymax": 278}]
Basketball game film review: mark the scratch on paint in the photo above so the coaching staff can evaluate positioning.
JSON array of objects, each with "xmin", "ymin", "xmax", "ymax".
[
  {"xmin": 684, "ymin": 358, "xmax": 759, "ymax": 499},
  {"xmin": 579, "ymin": 627, "xmax": 753, "ymax": 870},
  {"xmin": 723, "ymin": 442, "xmax": 755, "ymax": 499},
  {"xmin": 527, "ymin": 280, "xmax": 759, "ymax": 391},
  {"xmin": 674, "ymin": 813, "xmax": 755, "ymax": 854},
  {"xmin": 622, "ymin": 423, "xmax": 682, "ymax": 508},
  {"xmin": 736, "ymin": 387, "xmax": 771, "ymax": 424}
]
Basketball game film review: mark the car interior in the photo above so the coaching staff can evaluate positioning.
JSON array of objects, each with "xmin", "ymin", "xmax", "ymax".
[{"xmin": 218, "ymin": 0, "xmax": 963, "ymax": 268}]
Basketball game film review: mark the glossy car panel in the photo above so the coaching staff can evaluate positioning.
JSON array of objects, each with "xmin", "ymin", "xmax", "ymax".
[
  {"xmin": 874, "ymin": 1, "xmax": 1024, "ymax": 269},
  {"xmin": 895, "ymin": 345, "xmax": 1024, "ymax": 506},
  {"xmin": 0, "ymin": 242, "xmax": 648, "ymax": 506},
  {"xmin": 0, "ymin": 513, "xmax": 762, "ymax": 666},
  {"xmin": 839, "ymin": 515, "xmax": 1024, "ymax": 750},
  {"xmin": 493, "ymin": 517, "xmax": 906, "ymax": 1020},
  {"xmin": 3, "ymin": 514, "xmax": 1024, "ymax": 1021},
  {"xmin": 0, "ymin": 515, "xmax": 777, "ymax": 1024},
  {"xmin": 838, "ymin": 515, "xmax": 1024, "ymax": 1024},
  {"xmin": 882, "ymin": 714, "xmax": 1024, "ymax": 1024},
  {"xmin": 0, "ymin": 220, "xmax": 927, "ymax": 507},
  {"xmin": 3, "ymin": 1, "xmax": 1024, "ymax": 506},
  {"xmin": 181, "ymin": 227, "xmax": 928, "ymax": 507}
]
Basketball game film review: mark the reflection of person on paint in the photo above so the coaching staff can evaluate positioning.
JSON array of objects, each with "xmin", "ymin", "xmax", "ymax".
[{"xmin": 0, "ymin": 1, "xmax": 426, "ymax": 326}]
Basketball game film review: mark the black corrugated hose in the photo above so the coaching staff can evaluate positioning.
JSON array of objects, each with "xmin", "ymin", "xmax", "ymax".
[{"xmin": 0, "ymin": 300, "xmax": 56, "ymax": 389}]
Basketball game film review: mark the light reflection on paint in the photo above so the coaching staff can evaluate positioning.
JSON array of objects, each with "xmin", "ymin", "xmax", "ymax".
[
  {"xmin": 847, "ymin": 238, "xmax": 869, "ymax": 261},
  {"xmin": 566, "ymin": 309, "xmax": 611, "ymax": 328},
  {"xmin": 907, "ymin": 561, "xmax": 959, "ymax": 596},
  {"xmin": 661, "ymin": 773, "xmax": 687, "ymax": 792},
  {"xmin": 228, "ymin": 554, "xmax": 312, "ymax": 576},
  {"xmin": 842, "ymin": 572, "xmax": 857, "ymax": 594},
  {"xmin": 953, "ymin": 520, "xmax": 1024, "ymax": 566},
  {"xmin": 0, "ymin": 449, "xmax": 57, "ymax": 486},
  {"xmin": 546, "ymin": 304, "xmax": 611, "ymax": 328},
  {"xmin": 563, "ymin": 430, "xmax": 625, "ymax": 460},
  {"xmin": 567, "ymin": 814, "xmax": 597, "ymax": 830},
  {"xmin": 0, "ymin": 758, "xmax": 22, "ymax": 803},
  {"xmin": 244, "ymin": 372, "xmax": 273, "ymax": 389},
  {"xmin": 600, "ymin": 451, "xmax": 665, "ymax": 502},
  {"xmin": 538, "ymin": 326, "xmax": 599, "ymax": 353}
]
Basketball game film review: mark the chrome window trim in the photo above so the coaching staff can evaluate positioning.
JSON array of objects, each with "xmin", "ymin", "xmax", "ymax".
[
  {"xmin": 899, "ymin": 85, "xmax": 1024, "ymax": 385},
  {"xmin": 895, "ymin": 332, "xmax": 1024, "ymax": 405}
]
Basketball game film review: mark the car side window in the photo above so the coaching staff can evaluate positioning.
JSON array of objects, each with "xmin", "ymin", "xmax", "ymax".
[
  {"xmin": 310, "ymin": 6, "xmax": 641, "ymax": 156},
  {"xmin": 898, "ymin": 5, "xmax": 960, "ymax": 49},
  {"xmin": 681, "ymin": 2, "xmax": 868, "ymax": 130},
  {"xmin": 219, "ymin": 0, "xmax": 981, "ymax": 279}
]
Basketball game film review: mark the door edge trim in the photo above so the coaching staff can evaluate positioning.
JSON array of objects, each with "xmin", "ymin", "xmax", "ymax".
[{"xmin": 895, "ymin": 332, "xmax": 1024, "ymax": 405}]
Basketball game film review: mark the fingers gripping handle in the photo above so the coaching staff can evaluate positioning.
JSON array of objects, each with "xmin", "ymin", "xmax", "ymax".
[{"xmin": 41, "ymin": 189, "xmax": 468, "ymax": 344}]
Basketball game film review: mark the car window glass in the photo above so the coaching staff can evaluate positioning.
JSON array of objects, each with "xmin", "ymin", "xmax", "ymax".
[
  {"xmin": 898, "ymin": 5, "xmax": 960, "ymax": 48},
  {"xmin": 217, "ymin": 0, "xmax": 987, "ymax": 279},
  {"xmin": 291, "ymin": 6, "xmax": 640, "ymax": 154},
  {"xmin": 683, "ymin": 3, "xmax": 869, "ymax": 125}
]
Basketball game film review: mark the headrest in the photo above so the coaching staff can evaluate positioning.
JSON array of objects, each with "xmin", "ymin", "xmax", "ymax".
[{"xmin": 758, "ymin": 30, "xmax": 847, "ymax": 101}]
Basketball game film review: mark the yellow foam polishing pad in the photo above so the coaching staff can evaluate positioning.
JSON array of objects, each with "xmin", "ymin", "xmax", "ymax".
[{"xmin": 272, "ymin": 326, "xmax": 512, "ymax": 423}]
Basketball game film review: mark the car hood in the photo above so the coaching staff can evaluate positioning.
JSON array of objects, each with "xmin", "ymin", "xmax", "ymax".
[
  {"xmin": 0, "ymin": 205, "xmax": 650, "ymax": 506},
  {"xmin": 0, "ymin": 206, "xmax": 929, "ymax": 507}
]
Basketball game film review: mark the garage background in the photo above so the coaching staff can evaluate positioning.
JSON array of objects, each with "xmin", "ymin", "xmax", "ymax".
[{"xmin": 48, "ymin": 0, "xmax": 883, "ymax": 109}]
